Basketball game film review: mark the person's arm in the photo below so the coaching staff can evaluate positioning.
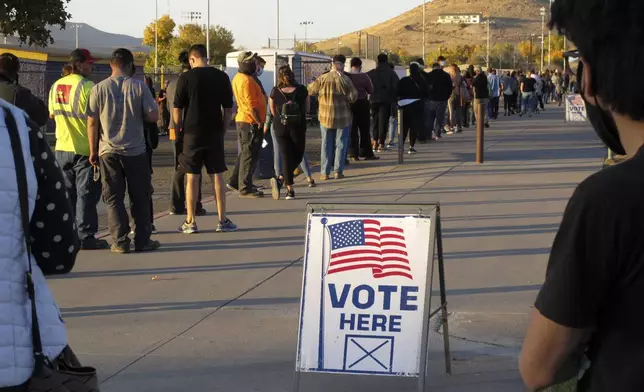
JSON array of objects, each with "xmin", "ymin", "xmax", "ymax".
[
  {"xmin": 520, "ymin": 184, "xmax": 615, "ymax": 390},
  {"xmin": 521, "ymin": 82, "xmax": 525, "ymax": 93},
  {"xmin": 17, "ymin": 87, "xmax": 49, "ymax": 127},
  {"xmin": 87, "ymin": 87, "xmax": 100, "ymax": 166},
  {"xmin": 269, "ymin": 96, "xmax": 277, "ymax": 117},
  {"xmin": 307, "ymin": 78, "xmax": 320, "ymax": 97},
  {"xmin": 141, "ymin": 82, "xmax": 159, "ymax": 123},
  {"xmin": 26, "ymin": 118, "xmax": 79, "ymax": 275},
  {"xmin": 343, "ymin": 76, "xmax": 358, "ymax": 104},
  {"xmin": 365, "ymin": 75, "xmax": 375, "ymax": 95},
  {"xmin": 247, "ymin": 81, "xmax": 264, "ymax": 125},
  {"xmin": 173, "ymin": 74, "xmax": 188, "ymax": 132}
]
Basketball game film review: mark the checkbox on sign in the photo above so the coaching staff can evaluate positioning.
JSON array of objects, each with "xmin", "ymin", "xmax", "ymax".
[{"xmin": 342, "ymin": 335, "xmax": 395, "ymax": 374}]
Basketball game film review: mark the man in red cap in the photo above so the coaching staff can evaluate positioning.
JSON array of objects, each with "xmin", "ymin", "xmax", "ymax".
[{"xmin": 49, "ymin": 48, "xmax": 109, "ymax": 251}]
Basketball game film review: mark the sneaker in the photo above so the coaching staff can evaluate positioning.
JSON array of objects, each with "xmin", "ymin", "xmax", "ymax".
[
  {"xmin": 135, "ymin": 239, "xmax": 161, "ymax": 252},
  {"xmin": 196, "ymin": 207, "xmax": 208, "ymax": 216},
  {"xmin": 217, "ymin": 218, "xmax": 238, "ymax": 233},
  {"xmin": 485, "ymin": 123, "xmax": 491, "ymax": 128},
  {"xmin": 443, "ymin": 125, "xmax": 451, "ymax": 134},
  {"xmin": 270, "ymin": 177, "xmax": 281, "ymax": 200},
  {"xmin": 226, "ymin": 184, "xmax": 239, "ymax": 193},
  {"xmin": 307, "ymin": 178, "xmax": 317, "ymax": 188},
  {"xmin": 179, "ymin": 221, "xmax": 199, "ymax": 234},
  {"xmin": 456, "ymin": 128, "xmax": 463, "ymax": 133},
  {"xmin": 387, "ymin": 142, "xmax": 396, "ymax": 149},
  {"xmin": 239, "ymin": 189, "xmax": 264, "ymax": 198},
  {"xmin": 151, "ymin": 224, "xmax": 158, "ymax": 235},
  {"xmin": 285, "ymin": 190, "xmax": 295, "ymax": 200},
  {"xmin": 408, "ymin": 147, "xmax": 417, "ymax": 155},
  {"xmin": 349, "ymin": 156, "xmax": 360, "ymax": 162},
  {"xmin": 445, "ymin": 130, "xmax": 455, "ymax": 135},
  {"xmin": 363, "ymin": 155, "xmax": 380, "ymax": 161},
  {"xmin": 432, "ymin": 135, "xmax": 440, "ymax": 141},
  {"xmin": 110, "ymin": 242, "xmax": 130, "ymax": 254},
  {"xmin": 334, "ymin": 172, "xmax": 345, "ymax": 180},
  {"xmin": 377, "ymin": 146, "xmax": 384, "ymax": 153},
  {"xmin": 320, "ymin": 174, "xmax": 330, "ymax": 181},
  {"xmin": 81, "ymin": 236, "xmax": 110, "ymax": 250}
]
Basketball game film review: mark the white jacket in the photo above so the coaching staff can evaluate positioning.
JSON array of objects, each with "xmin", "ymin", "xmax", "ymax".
[{"xmin": 0, "ymin": 101, "xmax": 67, "ymax": 387}]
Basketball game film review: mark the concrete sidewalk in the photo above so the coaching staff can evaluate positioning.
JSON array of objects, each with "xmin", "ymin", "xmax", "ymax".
[{"xmin": 48, "ymin": 106, "xmax": 603, "ymax": 392}]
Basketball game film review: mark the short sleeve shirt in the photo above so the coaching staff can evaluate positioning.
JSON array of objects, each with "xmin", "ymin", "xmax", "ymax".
[
  {"xmin": 49, "ymin": 74, "xmax": 94, "ymax": 156},
  {"xmin": 88, "ymin": 76, "xmax": 157, "ymax": 157},
  {"xmin": 174, "ymin": 67, "xmax": 233, "ymax": 151},
  {"xmin": 535, "ymin": 146, "xmax": 644, "ymax": 391}
]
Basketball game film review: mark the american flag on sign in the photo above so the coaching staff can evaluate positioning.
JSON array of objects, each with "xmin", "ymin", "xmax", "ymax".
[{"xmin": 326, "ymin": 219, "xmax": 413, "ymax": 280}]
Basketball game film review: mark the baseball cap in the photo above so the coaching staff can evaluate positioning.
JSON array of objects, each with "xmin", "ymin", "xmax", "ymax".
[
  {"xmin": 70, "ymin": 48, "xmax": 97, "ymax": 64},
  {"xmin": 237, "ymin": 51, "xmax": 257, "ymax": 64}
]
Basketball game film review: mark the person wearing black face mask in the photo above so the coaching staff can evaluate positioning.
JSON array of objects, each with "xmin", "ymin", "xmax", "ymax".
[{"xmin": 520, "ymin": 2, "xmax": 644, "ymax": 391}]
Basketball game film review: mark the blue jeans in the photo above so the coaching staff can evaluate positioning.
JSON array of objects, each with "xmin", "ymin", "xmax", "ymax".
[
  {"xmin": 521, "ymin": 92, "xmax": 535, "ymax": 115},
  {"xmin": 426, "ymin": 101, "xmax": 448, "ymax": 137},
  {"xmin": 55, "ymin": 151, "xmax": 101, "ymax": 239},
  {"xmin": 271, "ymin": 125, "xmax": 312, "ymax": 178},
  {"xmin": 388, "ymin": 116, "xmax": 398, "ymax": 144},
  {"xmin": 321, "ymin": 125, "xmax": 349, "ymax": 175}
]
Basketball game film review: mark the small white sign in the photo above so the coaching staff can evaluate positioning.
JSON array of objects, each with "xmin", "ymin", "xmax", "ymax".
[
  {"xmin": 296, "ymin": 213, "xmax": 432, "ymax": 377},
  {"xmin": 565, "ymin": 94, "xmax": 588, "ymax": 122}
]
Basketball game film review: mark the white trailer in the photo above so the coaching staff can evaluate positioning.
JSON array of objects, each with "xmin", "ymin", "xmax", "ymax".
[{"xmin": 225, "ymin": 49, "xmax": 332, "ymax": 93}]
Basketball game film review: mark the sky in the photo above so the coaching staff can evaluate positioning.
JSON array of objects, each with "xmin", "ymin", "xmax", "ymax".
[{"xmin": 66, "ymin": 0, "xmax": 426, "ymax": 48}]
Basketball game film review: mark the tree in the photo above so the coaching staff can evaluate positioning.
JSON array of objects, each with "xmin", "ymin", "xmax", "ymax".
[
  {"xmin": 338, "ymin": 46, "xmax": 353, "ymax": 56},
  {"xmin": 0, "ymin": 0, "xmax": 71, "ymax": 46},
  {"xmin": 143, "ymin": 15, "xmax": 176, "ymax": 71},
  {"xmin": 170, "ymin": 24, "xmax": 235, "ymax": 66}
]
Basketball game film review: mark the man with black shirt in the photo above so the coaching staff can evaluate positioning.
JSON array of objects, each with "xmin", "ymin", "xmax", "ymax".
[
  {"xmin": 520, "ymin": 1, "xmax": 644, "ymax": 390},
  {"xmin": 519, "ymin": 70, "xmax": 537, "ymax": 117},
  {"xmin": 425, "ymin": 62, "xmax": 454, "ymax": 140},
  {"xmin": 472, "ymin": 65, "xmax": 490, "ymax": 128},
  {"xmin": 167, "ymin": 51, "xmax": 204, "ymax": 216},
  {"xmin": 367, "ymin": 54, "xmax": 399, "ymax": 152},
  {"xmin": 173, "ymin": 44, "xmax": 237, "ymax": 234}
]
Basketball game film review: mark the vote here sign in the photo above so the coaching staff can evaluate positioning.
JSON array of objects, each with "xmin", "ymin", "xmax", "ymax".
[{"xmin": 296, "ymin": 213, "xmax": 433, "ymax": 377}]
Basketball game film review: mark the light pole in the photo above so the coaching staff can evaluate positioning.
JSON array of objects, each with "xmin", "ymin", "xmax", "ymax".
[
  {"xmin": 277, "ymin": 0, "xmax": 280, "ymax": 49},
  {"xmin": 300, "ymin": 21, "xmax": 313, "ymax": 52},
  {"xmin": 206, "ymin": 0, "xmax": 210, "ymax": 63},
  {"xmin": 540, "ymin": 6, "xmax": 546, "ymax": 71},
  {"xmin": 548, "ymin": 0, "xmax": 553, "ymax": 67},
  {"xmin": 69, "ymin": 23, "xmax": 83, "ymax": 48},
  {"xmin": 530, "ymin": 33, "xmax": 536, "ymax": 69},
  {"xmin": 155, "ymin": 0, "xmax": 158, "ymax": 73},
  {"xmin": 486, "ymin": 18, "xmax": 491, "ymax": 69},
  {"xmin": 422, "ymin": 0, "xmax": 426, "ymax": 63}
]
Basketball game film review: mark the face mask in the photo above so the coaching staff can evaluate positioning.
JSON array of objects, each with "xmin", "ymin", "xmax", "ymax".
[
  {"xmin": 256, "ymin": 68, "xmax": 264, "ymax": 77},
  {"xmin": 578, "ymin": 62, "xmax": 627, "ymax": 155}
]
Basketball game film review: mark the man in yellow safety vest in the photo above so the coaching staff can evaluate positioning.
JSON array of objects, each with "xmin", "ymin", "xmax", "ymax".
[{"xmin": 49, "ymin": 49, "xmax": 108, "ymax": 250}]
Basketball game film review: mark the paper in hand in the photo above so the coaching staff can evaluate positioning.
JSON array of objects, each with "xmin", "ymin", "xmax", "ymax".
[{"xmin": 262, "ymin": 139, "xmax": 269, "ymax": 148}]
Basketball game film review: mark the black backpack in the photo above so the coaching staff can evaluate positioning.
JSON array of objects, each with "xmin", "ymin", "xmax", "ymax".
[{"xmin": 278, "ymin": 88, "xmax": 301, "ymax": 127}]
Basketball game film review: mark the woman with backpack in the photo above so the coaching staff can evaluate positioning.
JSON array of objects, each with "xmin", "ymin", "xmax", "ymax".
[{"xmin": 268, "ymin": 65, "xmax": 310, "ymax": 200}]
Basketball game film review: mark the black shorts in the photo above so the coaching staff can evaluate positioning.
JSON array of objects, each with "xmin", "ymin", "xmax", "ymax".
[{"xmin": 179, "ymin": 135, "xmax": 226, "ymax": 175}]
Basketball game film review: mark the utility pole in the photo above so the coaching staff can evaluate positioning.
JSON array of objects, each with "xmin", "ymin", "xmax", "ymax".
[
  {"xmin": 277, "ymin": 0, "xmax": 280, "ymax": 49},
  {"xmin": 300, "ymin": 21, "xmax": 313, "ymax": 52},
  {"xmin": 422, "ymin": 0, "xmax": 426, "ymax": 63},
  {"xmin": 540, "ymin": 6, "xmax": 546, "ymax": 71},
  {"xmin": 530, "ymin": 34, "xmax": 535, "ymax": 69},
  {"xmin": 358, "ymin": 31, "xmax": 362, "ymax": 58}
]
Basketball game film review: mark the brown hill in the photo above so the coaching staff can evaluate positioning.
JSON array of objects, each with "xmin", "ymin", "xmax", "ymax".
[{"xmin": 315, "ymin": 0, "xmax": 550, "ymax": 57}]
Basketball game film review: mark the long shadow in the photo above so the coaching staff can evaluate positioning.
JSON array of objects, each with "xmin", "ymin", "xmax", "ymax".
[
  {"xmin": 449, "ymin": 165, "xmax": 599, "ymax": 176},
  {"xmin": 444, "ymin": 247, "xmax": 550, "ymax": 260},
  {"xmin": 150, "ymin": 240, "xmax": 305, "ymax": 253},
  {"xmin": 432, "ymin": 284, "xmax": 542, "ymax": 297},
  {"xmin": 51, "ymin": 260, "xmax": 302, "ymax": 280},
  {"xmin": 443, "ymin": 197, "xmax": 570, "ymax": 207},
  {"xmin": 441, "ymin": 212, "xmax": 563, "ymax": 222},
  {"xmin": 60, "ymin": 296, "xmax": 301, "ymax": 318},
  {"xmin": 443, "ymin": 223, "xmax": 559, "ymax": 239}
]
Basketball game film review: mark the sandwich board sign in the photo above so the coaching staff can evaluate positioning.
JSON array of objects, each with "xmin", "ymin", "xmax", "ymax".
[
  {"xmin": 294, "ymin": 203, "xmax": 451, "ymax": 391},
  {"xmin": 565, "ymin": 93, "xmax": 588, "ymax": 122}
]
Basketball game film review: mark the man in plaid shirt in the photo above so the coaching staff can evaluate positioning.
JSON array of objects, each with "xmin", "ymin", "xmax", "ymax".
[{"xmin": 308, "ymin": 54, "xmax": 357, "ymax": 180}]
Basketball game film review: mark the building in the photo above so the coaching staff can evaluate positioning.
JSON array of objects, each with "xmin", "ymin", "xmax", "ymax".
[
  {"xmin": 437, "ymin": 14, "xmax": 483, "ymax": 25},
  {"xmin": 0, "ymin": 45, "xmax": 146, "ymax": 134}
]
